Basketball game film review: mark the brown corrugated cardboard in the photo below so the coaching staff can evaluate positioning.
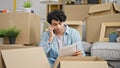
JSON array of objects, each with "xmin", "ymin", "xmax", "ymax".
[
  {"xmin": 86, "ymin": 14, "xmax": 120, "ymax": 42},
  {"xmin": 89, "ymin": 3, "xmax": 120, "ymax": 16},
  {"xmin": 64, "ymin": 5, "xmax": 91, "ymax": 20},
  {"xmin": 0, "ymin": 12, "xmax": 40, "ymax": 44},
  {"xmin": 53, "ymin": 56, "xmax": 108, "ymax": 68},
  {"xmin": 113, "ymin": 3, "xmax": 120, "ymax": 12},
  {"xmin": 0, "ymin": 45, "xmax": 32, "ymax": 68},
  {"xmin": 0, "ymin": 45, "xmax": 50, "ymax": 68},
  {"xmin": 1, "ymin": 47, "xmax": 50, "ymax": 68}
]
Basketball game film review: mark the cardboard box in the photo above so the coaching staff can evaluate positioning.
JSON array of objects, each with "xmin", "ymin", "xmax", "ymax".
[
  {"xmin": 0, "ymin": 46, "xmax": 50, "ymax": 68},
  {"xmin": 86, "ymin": 14, "xmax": 120, "ymax": 42},
  {"xmin": 53, "ymin": 56, "xmax": 108, "ymax": 68},
  {"xmin": 0, "ymin": 45, "xmax": 33, "ymax": 68},
  {"xmin": 89, "ymin": 3, "xmax": 120, "ymax": 16},
  {"xmin": 0, "ymin": 12, "xmax": 40, "ymax": 44},
  {"xmin": 64, "ymin": 5, "xmax": 91, "ymax": 20}
]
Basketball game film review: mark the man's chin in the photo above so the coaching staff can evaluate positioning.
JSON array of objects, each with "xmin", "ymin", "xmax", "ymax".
[{"xmin": 55, "ymin": 31, "xmax": 60, "ymax": 34}]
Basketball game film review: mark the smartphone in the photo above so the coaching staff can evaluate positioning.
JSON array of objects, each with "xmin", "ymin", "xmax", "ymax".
[{"xmin": 53, "ymin": 29, "xmax": 55, "ymax": 34}]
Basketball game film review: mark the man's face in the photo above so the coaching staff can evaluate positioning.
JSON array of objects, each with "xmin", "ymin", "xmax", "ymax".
[{"xmin": 51, "ymin": 20, "xmax": 64, "ymax": 34}]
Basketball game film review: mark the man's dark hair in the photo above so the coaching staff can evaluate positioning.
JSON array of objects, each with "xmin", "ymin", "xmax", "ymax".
[{"xmin": 47, "ymin": 10, "xmax": 67, "ymax": 24}]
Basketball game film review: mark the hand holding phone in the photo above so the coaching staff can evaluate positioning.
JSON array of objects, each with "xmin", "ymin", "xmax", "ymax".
[{"xmin": 48, "ymin": 25, "xmax": 55, "ymax": 42}]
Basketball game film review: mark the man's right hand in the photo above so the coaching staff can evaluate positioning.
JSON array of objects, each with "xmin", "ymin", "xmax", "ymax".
[{"xmin": 48, "ymin": 25, "xmax": 55, "ymax": 42}]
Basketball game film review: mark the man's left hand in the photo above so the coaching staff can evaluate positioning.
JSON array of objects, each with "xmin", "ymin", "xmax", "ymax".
[{"xmin": 72, "ymin": 50, "xmax": 83, "ymax": 56}]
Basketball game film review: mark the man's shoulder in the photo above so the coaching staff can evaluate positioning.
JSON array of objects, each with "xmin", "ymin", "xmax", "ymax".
[
  {"xmin": 42, "ymin": 31, "xmax": 50, "ymax": 36},
  {"xmin": 68, "ymin": 27, "xmax": 79, "ymax": 33}
]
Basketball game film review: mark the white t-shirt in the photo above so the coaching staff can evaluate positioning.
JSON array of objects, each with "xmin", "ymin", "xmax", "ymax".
[{"xmin": 56, "ymin": 35, "xmax": 65, "ymax": 49}]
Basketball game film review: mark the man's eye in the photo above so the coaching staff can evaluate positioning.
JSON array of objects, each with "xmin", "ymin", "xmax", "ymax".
[
  {"xmin": 53, "ymin": 24, "xmax": 57, "ymax": 26},
  {"xmin": 55, "ymin": 24, "xmax": 57, "ymax": 26},
  {"xmin": 59, "ymin": 23, "xmax": 62, "ymax": 25}
]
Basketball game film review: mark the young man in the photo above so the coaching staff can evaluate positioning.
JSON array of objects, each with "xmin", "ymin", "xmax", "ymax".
[{"xmin": 40, "ymin": 10, "xmax": 85, "ymax": 68}]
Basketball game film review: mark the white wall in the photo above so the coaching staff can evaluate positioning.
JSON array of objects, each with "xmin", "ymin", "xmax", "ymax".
[
  {"xmin": 16, "ymin": 0, "xmax": 47, "ymax": 17},
  {"xmin": 0, "ymin": 0, "xmax": 13, "ymax": 11},
  {"xmin": 0, "ymin": 0, "xmax": 47, "ymax": 18}
]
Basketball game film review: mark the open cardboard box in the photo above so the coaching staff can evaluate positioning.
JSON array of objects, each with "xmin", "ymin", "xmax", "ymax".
[
  {"xmin": 0, "ymin": 45, "xmax": 50, "ymax": 68},
  {"xmin": 0, "ymin": 45, "xmax": 33, "ymax": 68},
  {"xmin": 53, "ymin": 56, "xmax": 108, "ymax": 68},
  {"xmin": 89, "ymin": 3, "xmax": 120, "ymax": 16}
]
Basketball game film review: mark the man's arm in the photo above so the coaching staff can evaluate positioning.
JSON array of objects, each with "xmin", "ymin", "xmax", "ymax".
[
  {"xmin": 39, "ymin": 32, "xmax": 54, "ymax": 55},
  {"xmin": 71, "ymin": 29, "xmax": 86, "ymax": 56}
]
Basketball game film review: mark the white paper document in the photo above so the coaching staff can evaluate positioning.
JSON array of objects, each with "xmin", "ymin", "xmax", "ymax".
[{"xmin": 59, "ymin": 42, "xmax": 79, "ymax": 57}]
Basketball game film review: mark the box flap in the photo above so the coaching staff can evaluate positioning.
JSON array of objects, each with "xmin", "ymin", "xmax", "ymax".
[
  {"xmin": 53, "ymin": 56, "xmax": 105, "ymax": 68},
  {"xmin": 0, "ymin": 45, "xmax": 33, "ymax": 68},
  {"xmin": 1, "ymin": 47, "xmax": 50, "ymax": 68},
  {"xmin": 61, "ymin": 61, "xmax": 108, "ymax": 68},
  {"xmin": 113, "ymin": 3, "xmax": 120, "ymax": 12},
  {"xmin": 57, "ymin": 56, "xmax": 104, "ymax": 61},
  {"xmin": 89, "ymin": 3, "xmax": 111, "ymax": 14},
  {"xmin": 0, "ymin": 45, "xmax": 30, "ymax": 50}
]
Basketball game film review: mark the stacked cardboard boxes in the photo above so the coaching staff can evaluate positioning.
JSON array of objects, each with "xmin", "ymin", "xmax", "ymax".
[
  {"xmin": 64, "ymin": 3, "xmax": 120, "ymax": 42},
  {"xmin": 86, "ymin": 3, "xmax": 120, "ymax": 42}
]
